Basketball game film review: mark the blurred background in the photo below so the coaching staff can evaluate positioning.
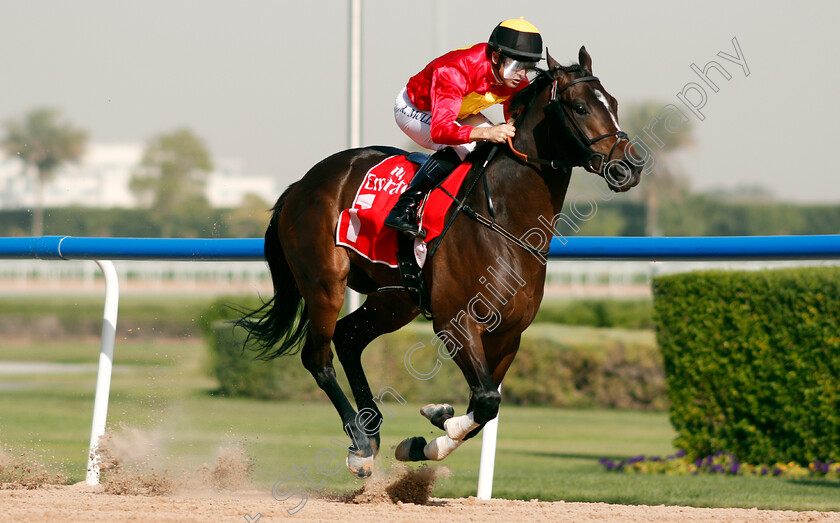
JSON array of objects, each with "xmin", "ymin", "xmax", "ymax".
[
  {"xmin": 0, "ymin": 1, "xmax": 839, "ymax": 293},
  {"xmin": 1, "ymin": 3, "xmax": 840, "ymax": 505},
  {"xmin": 0, "ymin": 0, "xmax": 839, "ymax": 239}
]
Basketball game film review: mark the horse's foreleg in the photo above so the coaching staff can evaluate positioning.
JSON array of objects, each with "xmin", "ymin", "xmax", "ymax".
[
  {"xmin": 396, "ymin": 410, "xmax": 489, "ymax": 462},
  {"xmin": 395, "ymin": 334, "xmax": 498, "ymax": 462},
  {"xmin": 461, "ymin": 335, "xmax": 520, "ymax": 441},
  {"xmin": 417, "ymin": 387, "xmax": 498, "ymax": 461},
  {"xmin": 397, "ymin": 333, "xmax": 517, "ymax": 462},
  {"xmin": 420, "ymin": 403, "xmax": 455, "ymax": 430}
]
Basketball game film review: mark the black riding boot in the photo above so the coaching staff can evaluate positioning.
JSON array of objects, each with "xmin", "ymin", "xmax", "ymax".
[{"xmin": 384, "ymin": 148, "xmax": 460, "ymax": 238}]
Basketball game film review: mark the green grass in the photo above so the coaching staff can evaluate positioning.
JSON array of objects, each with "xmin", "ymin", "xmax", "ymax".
[
  {"xmin": 533, "ymin": 297, "xmax": 654, "ymax": 329},
  {"xmin": 524, "ymin": 322, "xmax": 657, "ymax": 346},
  {"xmin": 0, "ymin": 294, "xmax": 215, "ymax": 317},
  {"xmin": 1, "ymin": 337, "xmax": 839, "ymax": 512},
  {"xmin": 0, "ymin": 295, "xmax": 219, "ymax": 338}
]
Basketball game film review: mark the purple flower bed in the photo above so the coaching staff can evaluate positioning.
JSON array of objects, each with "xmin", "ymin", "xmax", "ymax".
[{"xmin": 599, "ymin": 450, "xmax": 839, "ymax": 479}]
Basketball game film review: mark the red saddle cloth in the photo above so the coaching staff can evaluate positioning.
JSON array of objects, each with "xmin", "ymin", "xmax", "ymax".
[{"xmin": 335, "ymin": 154, "xmax": 472, "ymax": 268}]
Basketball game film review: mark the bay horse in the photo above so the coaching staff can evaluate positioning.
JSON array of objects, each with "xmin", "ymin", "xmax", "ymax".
[{"xmin": 238, "ymin": 47, "xmax": 643, "ymax": 478}]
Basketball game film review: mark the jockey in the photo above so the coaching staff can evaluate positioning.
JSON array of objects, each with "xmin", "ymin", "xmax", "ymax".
[{"xmin": 385, "ymin": 18, "xmax": 544, "ymax": 237}]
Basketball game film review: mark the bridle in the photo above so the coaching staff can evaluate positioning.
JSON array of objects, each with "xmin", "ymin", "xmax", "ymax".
[
  {"xmin": 508, "ymin": 69, "xmax": 629, "ymax": 175},
  {"xmin": 432, "ymin": 70, "xmax": 632, "ymax": 261}
]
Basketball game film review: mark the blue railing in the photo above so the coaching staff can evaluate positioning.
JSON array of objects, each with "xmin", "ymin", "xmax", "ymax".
[
  {"xmin": 550, "ymin": 235, "xmax": 840, "ymax": 260},
  {"xmin": 0, "ymin": 236, "xmax": 264, "ymax": 261},
  {"xmin": 3, "ymin": 233, "xmax": 839, "ymax": 488},
  {"xmin": 2, "ymin": 234, "xmax": 840, "ymax": 261}
]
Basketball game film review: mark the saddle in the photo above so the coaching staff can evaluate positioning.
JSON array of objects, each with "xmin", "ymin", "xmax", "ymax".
[{"xmin": 335, "ymin": 149, "xmax": 474, "ymax": 318}]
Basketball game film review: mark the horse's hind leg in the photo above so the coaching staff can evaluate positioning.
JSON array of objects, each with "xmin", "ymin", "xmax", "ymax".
[
  {"xmin": 333, "ymin": 292, "xmax": 418, "ymax": 467},
  {"xmin": 293, "ymin": 257, "xmax": 379, "ymax": 477}
]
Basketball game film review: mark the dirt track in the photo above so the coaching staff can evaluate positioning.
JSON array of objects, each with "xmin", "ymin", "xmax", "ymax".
[{"xmin": 3, "ymin": 484, "xmax": 840, "ymax": 523}]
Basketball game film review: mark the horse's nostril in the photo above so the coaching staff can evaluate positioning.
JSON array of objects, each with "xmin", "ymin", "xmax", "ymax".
[
  {"xmin": 617, "ymin": 163, "xmax": 630, "ymax": 177},
  {"xmin": 607, "ymin": 162, "xmax": 632, "ymax": 187}
]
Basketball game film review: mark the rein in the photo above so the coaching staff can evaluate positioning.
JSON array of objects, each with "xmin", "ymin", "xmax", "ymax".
[
  {"xmin": 426, "ymin": 78, "xmax": 554, "ymax": 260},
  {"xmin": 426, "ymin": 147, "xmax": 551, "ymax": 260},
  {"xmin": 506, "ymin": 136, "xmax": 561, "ymax": 169}
]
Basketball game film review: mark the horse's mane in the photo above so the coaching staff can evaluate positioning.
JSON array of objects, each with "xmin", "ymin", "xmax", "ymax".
[
  {"xmin": 556, "ymin": 64, "xmax": 586, "ymax": 74},
  {"xmin": 465, "ymin": 63, "xmax": 590, "ymax": 167}
]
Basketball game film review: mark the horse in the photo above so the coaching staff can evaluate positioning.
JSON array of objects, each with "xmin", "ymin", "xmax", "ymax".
[{"xmin": 238, "ymin": 46, "xmax": 644, "ymax": 478}]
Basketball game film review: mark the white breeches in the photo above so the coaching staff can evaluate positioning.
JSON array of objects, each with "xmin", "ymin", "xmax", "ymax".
[{"xmin": 393, "ymin": 87, "xmax": 494, "ymax": 161}]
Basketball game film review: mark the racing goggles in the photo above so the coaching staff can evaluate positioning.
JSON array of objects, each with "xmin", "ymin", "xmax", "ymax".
[{"xmin": 501, "ymin": 56, "xmax": 537, "ymax": 79}]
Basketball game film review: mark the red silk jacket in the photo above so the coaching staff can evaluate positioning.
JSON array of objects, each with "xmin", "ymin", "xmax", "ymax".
[{"xmin": 405, "ymin": 43, "xmax": 529, "ymax": 145}]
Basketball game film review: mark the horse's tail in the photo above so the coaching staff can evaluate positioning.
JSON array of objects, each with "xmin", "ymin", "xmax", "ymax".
[{"xmin": 235, "ymin": 186, "xmax": 309, "ymax": 359}]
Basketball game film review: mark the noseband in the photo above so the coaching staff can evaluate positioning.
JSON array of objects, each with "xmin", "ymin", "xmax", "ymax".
[{"xmin": 508, "ymin": 71, "xmax": 629, "ymax": 175}]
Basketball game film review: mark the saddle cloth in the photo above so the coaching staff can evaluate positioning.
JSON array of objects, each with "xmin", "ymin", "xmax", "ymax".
[{"xmin": 335, "ymin": 155, "xmax": 471, "ymax": 268}]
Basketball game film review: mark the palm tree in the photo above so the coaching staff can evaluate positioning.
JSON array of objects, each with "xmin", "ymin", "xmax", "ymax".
[
  {"xmin": 130, "ymin": 128, "xmax": 213, "ymax": 237},
  {"xmin": 1, "ymin": 108, "xmax": 88, "ymax": 236},
  {"xmin": 620, "ymin": 101, "xmax": 694, "ymax": 236}
]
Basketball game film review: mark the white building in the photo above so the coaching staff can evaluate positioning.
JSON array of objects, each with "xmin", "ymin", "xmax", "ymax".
[
  {"xmin": 205, "ymin": 157, "xmax": 278, "ymax": 208},
  {"xmin": 0, "ymin": 143, "xmax": 277, "ymax": 210}
]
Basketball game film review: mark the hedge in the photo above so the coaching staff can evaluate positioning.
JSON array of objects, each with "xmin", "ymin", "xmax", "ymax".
[
  {"xmin": 653, "ymin": 267, "xmax": 840, "ymax": 465},
  {"xmin": 206, "ymin": 314, "xmax": 665, "ymax": 410},
  {"xmin": 210, "ymin": 322, "xmax": 327, "ymax": 401}
]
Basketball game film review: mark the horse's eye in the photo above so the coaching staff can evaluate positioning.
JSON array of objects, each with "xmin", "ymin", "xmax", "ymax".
[{"xmin": 574, "ymin": 104, "xmax": 587, "ymax": 116}]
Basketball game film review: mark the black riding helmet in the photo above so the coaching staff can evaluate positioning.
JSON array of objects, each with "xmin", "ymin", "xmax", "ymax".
[{"xmin": 488, "ymin": 18, "xmax": 543, "ymax": 62}]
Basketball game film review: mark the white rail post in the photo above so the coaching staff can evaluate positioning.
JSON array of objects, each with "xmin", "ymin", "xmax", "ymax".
[
  {"xmin": 476, "ymin": 384, "xmax": 501, "ymax": 499},
  {"xmin": 86, "ymin": 260, "xmax": 119, "ymax": 485},
  {"xmin": 345, "ymin": 0, "xmax": 363, "ymax": 314}
]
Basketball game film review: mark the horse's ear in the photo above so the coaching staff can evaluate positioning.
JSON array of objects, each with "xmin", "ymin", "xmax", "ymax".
[
  {"xmin": 546, "ymin": 48, "xmax": 561, "ymax": 71},
  {"xmin": 579, "ymin": 45, "xmax": 593, "ymax": 74}
]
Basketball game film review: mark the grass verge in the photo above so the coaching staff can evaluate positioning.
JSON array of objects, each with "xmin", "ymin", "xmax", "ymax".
[{"xmin": 0, "ymin": 337, "xmax": 838, "ymax": 511}]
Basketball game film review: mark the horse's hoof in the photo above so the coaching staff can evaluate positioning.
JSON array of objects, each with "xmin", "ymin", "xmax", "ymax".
[
  {"xmin": 420, "ymin": 403, "xmax": 455, "ymax": 430},
  {"xmin": 395, "ymin": 436, "xmax": 429, "ymax": 462},
  {"xmin": 346, "ymin": 451, "xmax": 375, "ymax": 479}
]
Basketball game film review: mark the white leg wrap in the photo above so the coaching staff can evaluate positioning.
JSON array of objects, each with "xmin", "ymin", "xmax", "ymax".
[
  {"xmin": 423, "ymin": 435, "xmax": 464, "ymax": 461},
  {"xmin": 444, "ymin": 412, "xmax": 480, "ymax": 440}
]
